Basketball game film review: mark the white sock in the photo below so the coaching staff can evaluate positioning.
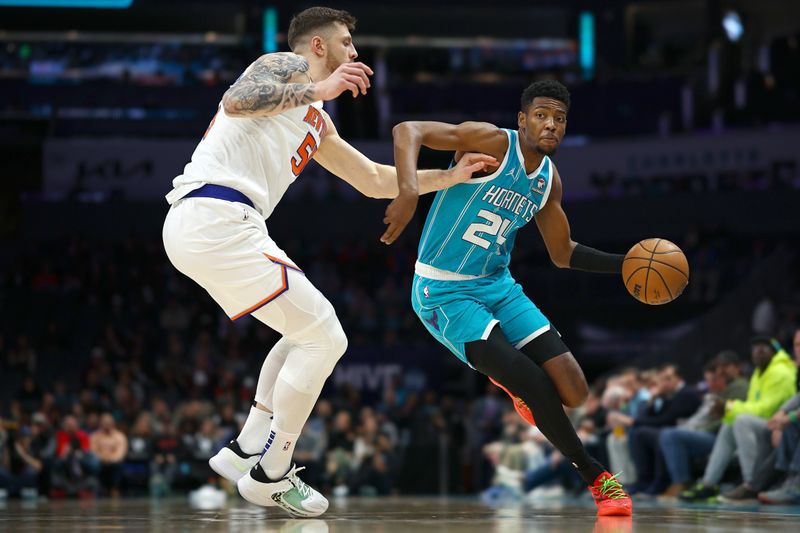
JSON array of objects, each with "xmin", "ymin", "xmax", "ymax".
[
  {"xmin": 260, "ymin": 423, "xmax": 300, "ymax": 480},
  {"xmin": 237, "ymin": 405, "xmax": 273, "ymax": 454}
]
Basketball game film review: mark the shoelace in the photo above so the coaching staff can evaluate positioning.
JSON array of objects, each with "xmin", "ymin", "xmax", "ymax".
[
  {"xmin": 594, "ymin": 472, "xmax": 627, "ymax": 500},
  {"xmin": 286, "ymin": 466, "xmax": 312, "ymax": 498}
]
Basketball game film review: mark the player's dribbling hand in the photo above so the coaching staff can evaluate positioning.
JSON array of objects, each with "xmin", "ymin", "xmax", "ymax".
[
  {"xmin": 447, "ymin": 153, "xmax": 499, "ymax": 185},
  {"xmin": 381, "ymin": 193, "xmax": 418, "ymax": 245},
  {"xmin": 316, "ymin": 62, "xmax": 373, "ymax": 100}
]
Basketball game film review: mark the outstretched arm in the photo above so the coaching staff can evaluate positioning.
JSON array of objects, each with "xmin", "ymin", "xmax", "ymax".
[
  {"xmin": 535, "ymin": 164, "xmax": 624, "ymax": 272},
  {"xmin": 222, "ymin": 52, "xmax": 373, "ymax": 118},
  {"xmin": 315, "ymin": 115, "xmax": 497, "ymax": 200},
  {"xmin": 383, "ymin": 121, "xmax": 509, "ymax": 244}
]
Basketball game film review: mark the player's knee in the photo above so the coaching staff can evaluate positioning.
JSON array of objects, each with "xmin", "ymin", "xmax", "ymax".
[{"xmin": 327, "ymin": 318, "xmax": 348, "ymax": 359}]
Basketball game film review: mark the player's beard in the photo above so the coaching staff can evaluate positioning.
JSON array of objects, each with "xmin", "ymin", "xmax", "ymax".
[
  {"xmin": 535, "ymin": 144, "xmax": 558, "ymax": 156},
  {"xmin": 326, "ymin": 53, "xmax": 347, "ymax": 76}
]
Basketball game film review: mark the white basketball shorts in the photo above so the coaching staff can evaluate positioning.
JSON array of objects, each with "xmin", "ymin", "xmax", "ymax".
[{"xmin": 163, "ymin": 197, "xmax": 303, "ymax": 322}]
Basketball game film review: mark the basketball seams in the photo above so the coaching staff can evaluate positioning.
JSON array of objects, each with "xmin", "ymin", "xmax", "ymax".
[
  {"xmin": 642, "ymin": 239, "xmax": 659, "ymax": 303},
  {"xmin": 651, "ymin": 268, "xmax": 674, "ymax": 301},
  {"xmin": 623, "ymin": 254, "xmax": 688, "ymax": 280},
  {"xmin": 638, "ymin": 239, "xmax": 657, "ymax": 253},
  {"xmin": 624, "ymin": 266, "xmax": 649, "ymax": 286},
  {"xmin": 646, "ymin": 257, "xmax": 689, "ymax": 280}
]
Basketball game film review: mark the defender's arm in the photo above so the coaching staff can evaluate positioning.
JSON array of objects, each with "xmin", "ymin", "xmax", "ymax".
[
  {"xmin": 222, "ymin": 53, "xmax": 372, "ymax": 118},
  {"xmin": 383, "ymin": 121, "xmax": 508, "ymax": 244},
  {"xmin": 315, "ymin": 114, "xmax": 496, "ymax": 199}
]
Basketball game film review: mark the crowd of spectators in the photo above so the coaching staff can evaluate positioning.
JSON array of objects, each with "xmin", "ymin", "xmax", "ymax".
[
  {"xmin": 481, "ymin": 329, "xmax": 800, "ymax": 506},
  {"xmin": 0, "ymin": 227, "xmax": 796, "ymax": 501}
]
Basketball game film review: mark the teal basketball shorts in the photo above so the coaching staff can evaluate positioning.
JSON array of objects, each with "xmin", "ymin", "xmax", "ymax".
[{"xmin": 411, "ymin": 268, "xmax": 556, "ymax": 367}]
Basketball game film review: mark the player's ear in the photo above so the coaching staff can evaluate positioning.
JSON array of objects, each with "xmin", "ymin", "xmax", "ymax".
[
  {"xmin": 517, "ymin": 111, "xmax": 526, "ymax": 130},
  {"xmin": 310, "ymin": 35, "xmax": 325, "ymax": 57}
]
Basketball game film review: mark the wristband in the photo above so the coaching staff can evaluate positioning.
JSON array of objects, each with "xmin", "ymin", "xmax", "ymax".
[
  {"xmin": 569, "ymin": 243, "xmax": 625, "ymax": 274},
  {"xmin": 790, "ymin": 410, "xmax": 799, "ymax": 424}
]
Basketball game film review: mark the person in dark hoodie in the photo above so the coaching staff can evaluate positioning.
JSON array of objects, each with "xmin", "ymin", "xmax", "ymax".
[{"xmin": 625, "ymin": 364, "xmax": 702, "ymax": 495}]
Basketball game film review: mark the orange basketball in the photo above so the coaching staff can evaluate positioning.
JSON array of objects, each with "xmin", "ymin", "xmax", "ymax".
[{"xmin": 622, "ymin": 238, "xmax": 689, "ymax": 305}]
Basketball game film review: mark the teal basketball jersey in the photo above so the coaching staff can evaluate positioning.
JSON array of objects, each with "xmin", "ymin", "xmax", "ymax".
[{"xmin": 417, "ymin": 129, "xmax": 553, "ymax": 277}]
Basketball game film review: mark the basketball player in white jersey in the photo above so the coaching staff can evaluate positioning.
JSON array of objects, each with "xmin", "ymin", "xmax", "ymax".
[{"xmin": 162, "ymin": 7, "xmax": 495, "ymax": 517}]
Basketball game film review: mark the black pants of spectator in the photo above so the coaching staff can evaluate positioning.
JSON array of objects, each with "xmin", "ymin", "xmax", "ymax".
[
  {"xmin": 628, "ymin": 426, "xmax": 669, "ymax": 494},
  {"xmin": 350, "ymin": 463, "xmax": 392, "ymax": 496},
  {"xmin": 99, "ymin": 462, "xmax": 123, "ymax": 494}
]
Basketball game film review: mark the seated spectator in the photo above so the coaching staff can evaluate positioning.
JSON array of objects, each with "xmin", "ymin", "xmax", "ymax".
[
  {"xmin": 27, "ymin": 412, "xmax": 56, "ymax": 496},
  {"xmin": 11, "ymin": 426, "xmax": 44, "ymax": 498},
  {"xmin": 605, "ymin": 369, "xmax": 655, "ymax": 485},
  {"xmin": 627, "ymin": 364, "xmax": 702, "ymax": 495},
  {"xmin": 751, "ymin": 328, "xmax": 800, "ymax": 504},
  {"xmin": 758, "ymin": 386, "xmax": 800, "ymax": 504},
  {"xmin": 0, "ymin": 417, "xmax": 10, "ymax": 499},
  {"xmin": 680, "ymin": 336, "xmax": 797, "ymax": 502},
  {"xmin": 658, "ymin": 352, "xmax": 748, "ymax": 496},
  {"xmin": 181, "ymin": 418, "xmax": 218, "ymax": 489},
  {"xmin": 481, "ymin": 411, "xmax": 531, "ymax": 500},
  {"xmin": 325, "ymin": 410, "xmax": 355, "ymax": 495},
  {"xmin": 350, "ymin": 430, "xmax": 398, "ymax": 496},
  {"xmin": 90, "ymin": 413, "xmax": 128, "ymax": 497},
  {"xmin": 52, "ymin": 415, "xmax": 99, "ymax": 497},
  {"xmin": 123, "ymin": 412, "xmax": 154, "ymax": 494},
  {"xmin": 151, "ymin": 424, "xmax": 181, "ymax": 496}
]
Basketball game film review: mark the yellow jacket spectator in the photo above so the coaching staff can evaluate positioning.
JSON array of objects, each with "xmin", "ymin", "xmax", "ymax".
[{"xmin": 723, "ymin": 339, "xmax": 797, "ymax": 424}]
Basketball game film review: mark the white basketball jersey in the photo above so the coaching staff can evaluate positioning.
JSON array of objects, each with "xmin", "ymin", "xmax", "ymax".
[{"xmin": 166, "ymin": 98, "xmax": 327, "ymax": 219}]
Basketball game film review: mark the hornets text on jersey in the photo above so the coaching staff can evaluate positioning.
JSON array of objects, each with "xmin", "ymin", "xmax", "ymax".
[{"xmin": 415, "ymin": 129, "xmax": 552, "ymax": 279}]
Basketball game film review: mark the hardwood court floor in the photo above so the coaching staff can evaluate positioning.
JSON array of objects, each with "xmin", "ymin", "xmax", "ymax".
[{"xmin": 2, "ymin": 494, "xmax": 800, "ymax": 532}]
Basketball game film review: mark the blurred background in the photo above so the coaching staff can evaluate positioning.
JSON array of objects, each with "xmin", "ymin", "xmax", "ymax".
[{"xmin": 1, "ymin": 0, "xmax": 799, "ymax": 504}]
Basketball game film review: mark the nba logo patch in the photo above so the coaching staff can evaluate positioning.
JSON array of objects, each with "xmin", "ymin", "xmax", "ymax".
[
  {"xmin": 282, "ymin": 441, "xmax": 292, "ymax": 451},
  {"xmin": 535, "ymin": 177, "xmax": 546, "ymax": 191},
  {"xmin": 423, "ymin": 286, "xmax": 430, "ymax": 298}
]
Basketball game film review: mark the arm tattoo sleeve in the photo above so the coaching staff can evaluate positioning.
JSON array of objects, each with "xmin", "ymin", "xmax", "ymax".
[{"xmin": 223, "ymin": 53, "xmax": 317, "ymax": 116}]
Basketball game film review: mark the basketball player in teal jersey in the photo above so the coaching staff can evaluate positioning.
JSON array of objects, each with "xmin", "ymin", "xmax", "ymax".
[{"xmin": 388, "ymin": 80, "xmax": 633, "ymax": 516}]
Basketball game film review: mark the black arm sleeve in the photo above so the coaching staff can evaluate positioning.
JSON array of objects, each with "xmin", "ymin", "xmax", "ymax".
[{"xmin": 568, "ymin": 243, "xmax": 624, "ymax": 274}]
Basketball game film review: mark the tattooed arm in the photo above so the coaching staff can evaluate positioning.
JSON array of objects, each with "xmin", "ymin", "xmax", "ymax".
[
  {"xmin": 222, "ymin": 53, "xmax": 315, "ymax": 118},
  {"xmin": 222, "ymin": 52, "xmax": 374, "ymax": 118}
]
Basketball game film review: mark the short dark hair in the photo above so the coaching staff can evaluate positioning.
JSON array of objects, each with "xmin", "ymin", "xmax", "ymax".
[
  {"xmin": 703, "ymin": 359, "xmax": 719, "ymax": 373},
  {"xmin": 714, "ymin": 350, "xmax": 740, "ymax": 366},
  {"xmin": 657, "ymin": 363, "xmax": 681, "ymax": 378},
  {"xmin": 520, "ymin": 80, "xmax": 571, "ymax": 112},
  {"xmin": 287, "ymin": 7, "xmax": 356, "ymax": 51},
  {"xmin": 751, "ymin": 335, "xmax": 780, "ymax": 352}
]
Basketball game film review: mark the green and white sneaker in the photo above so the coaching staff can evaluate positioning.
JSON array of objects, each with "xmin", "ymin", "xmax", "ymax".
[{"xmin": 238, "ymin": 463, "xmax": 328, "ymax": 517}]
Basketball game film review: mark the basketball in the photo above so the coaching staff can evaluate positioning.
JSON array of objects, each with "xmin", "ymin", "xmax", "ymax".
[{"xmin": 622, "ymin": 238, "xmax": 689, "ymax": 305}]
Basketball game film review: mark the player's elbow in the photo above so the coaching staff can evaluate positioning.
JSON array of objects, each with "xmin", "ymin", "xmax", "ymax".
[
  {"xmin": 550, "ymin": 241, "xmax": 577, "ymax": 269},
  {"xmin": 392, "ymin": 122, "xmax": 419, "ymax": 143},
  {"xmin": 550, "ymin": 252, "xmax": 571, "ymax": 269}
]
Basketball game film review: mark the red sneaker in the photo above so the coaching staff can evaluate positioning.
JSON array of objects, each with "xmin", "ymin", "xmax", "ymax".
[
  {"xmin": 589, "ymin": 472, "xmax": 632, "ymax": 516},
  {"xmin": 488, "ymin": 377, "xmax": 535, "ymax": 425}
]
